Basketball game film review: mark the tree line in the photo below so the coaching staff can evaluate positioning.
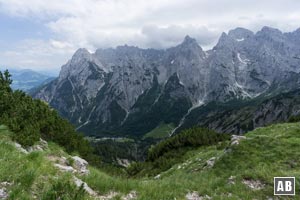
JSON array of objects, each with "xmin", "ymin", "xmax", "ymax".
[
  {"xmin": 0, "ymin": 70, "xmax": 99, "ymax": 164},
  {"xmin": 127, "ymin": 127, "xmax": 229, "ymax": 176}
]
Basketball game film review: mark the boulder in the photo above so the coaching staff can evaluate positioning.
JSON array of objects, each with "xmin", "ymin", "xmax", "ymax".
[
  {"xmin": 27, "ymin": 138, "xmax": 48, "ymax": 152},
  {"xmin": 14, "ymin": 143, "xmax": 28, "ymax": 154},
  {"xmin": 72, "ymin": 156, "xmax": 89, "ymax": 175},
  {"xmin": 47, "ymin": 155, "xmax": 68, "ymax": 166},
  {"xmin": 230, "ymin": 135, "xmax": 246, "ymax": 146},
  {"xmin": 73, "ymin": 176, "xmax": 97, "ymax": 196}
]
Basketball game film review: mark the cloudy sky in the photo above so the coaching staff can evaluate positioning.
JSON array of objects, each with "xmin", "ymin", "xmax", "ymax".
[{"xmin": 0, "ymin": 0, "xmax": 300, "ymax": 72}]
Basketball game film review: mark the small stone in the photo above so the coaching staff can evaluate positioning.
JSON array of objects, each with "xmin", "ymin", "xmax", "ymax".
[
  {"xmin": 98, "ymin": 191, "xmax": 119, "ymax": 200},
  {"xmin": 117, "ymin": 158, "xmax": 130, "ymax": 168},
  {"xmin": 154, "ymin": 174, "xmax": 161, "ymax": 179},
  {"xmin": 228, "ymin": 176, "xmax": 236, "ymax": 185},
  {"xmin": 0, "ymin": 182, "xmax": 11, "ymax": 187},
  {"xmin": 186, "ymin": 191, "xmax": 200, "ymax": 200},
  {"xmin": 242, "ymin": 179, "xmax": 265, "ymax": 190},
  {"xmin": 54, "ymin": 164, "xmax": 76, "ymax": 173},
  {"xmin": 122, "ymin": 191, "xmax": 137, "ymax": 200},
  {"xmin": 0, "ymin": 188, "xmax": 8, "ymax": 199},
  {"xmin": 185, "ymin": 191, "xmax": 211, "ymax": 200},
  {"xmin": 205, "ymin": 157, "xmax": 216, "ymax": 168}
]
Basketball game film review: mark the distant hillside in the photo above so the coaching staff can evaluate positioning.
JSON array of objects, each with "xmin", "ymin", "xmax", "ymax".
[{"xmin": 7, "ymin": 69, "xmax": 55, "ymax": 92}]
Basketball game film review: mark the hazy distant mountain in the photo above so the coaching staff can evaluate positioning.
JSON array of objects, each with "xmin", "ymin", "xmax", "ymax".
[
  {"xmin": 7, "ymin": 69, "xmax": 55, "ymax": 92},
  {"xmin": 33, "ymin": 26, "xmax": 300, "ymax": 137}
]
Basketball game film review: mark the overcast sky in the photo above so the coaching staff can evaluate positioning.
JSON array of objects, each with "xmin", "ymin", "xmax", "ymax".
[{"xmin": 0, "ymin": 0, "xmax": 300, "ymax": 72}]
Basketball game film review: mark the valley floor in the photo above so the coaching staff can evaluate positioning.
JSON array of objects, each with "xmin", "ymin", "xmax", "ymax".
[{"xmin": 1, "ymin": 123, "xmax": 300, "ymax": 199}]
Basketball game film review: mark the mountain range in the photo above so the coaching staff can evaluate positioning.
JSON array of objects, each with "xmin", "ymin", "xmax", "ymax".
[
  {"xmin": 33, "ymin": 26, "xmax": 300, "ymax": 138},
  {"xmin": 4, "ymin": 69, "xmax": 55, "ymax": 92}
]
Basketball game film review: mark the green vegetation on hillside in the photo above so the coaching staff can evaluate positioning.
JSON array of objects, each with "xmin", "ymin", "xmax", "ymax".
[
  {"xmin": 143, "ymin": 123, "xmax": 174, "ymax": 139},
  {"xmin": 0, "ymin": 70, "xmax": 99, "ymax": 164},
  {"xmin": 85, "ymin": 122, "xmax": 300, "ymax": 199},
  {"xmin": 127, "ymin": 127, "xmax": 229, "ymax": 177},
  {"xmin": 179, "ymin": 89, "xmax": 300, "ymax": 135},
  {"xmin": 0, "ymin": 125, "xmax": 90, "ymax": 200},
  {"xmin": 2, "ymin": 69, "xmax": 300, "ymax": 199},
  {"xmin": 1, "ymin": 110, "xmax": 300, "ymax": 199}
]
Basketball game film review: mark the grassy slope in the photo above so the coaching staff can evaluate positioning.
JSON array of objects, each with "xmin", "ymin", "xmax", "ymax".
[
  {"xmin": 143, "ymin": 123, "xmax": 175, "ymax": 139},
  {"xmin": 1, "ymin": 122, "xmax": 300, "ymax": 199},
  {"xmin": 83, "ymin": 122, "xmax": 300, "ymax": 199},
  {"xmin": 0, "ymin": 125, "xmax": 91, "ymax": 200}
]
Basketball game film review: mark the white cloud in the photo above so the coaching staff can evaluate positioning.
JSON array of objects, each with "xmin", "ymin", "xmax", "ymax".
[
  {"xmin": 1, "ymin": 39, "xmax": 75, "ymax": 70},
  {"xmin": 0, "ymin": 0, "xmax": 300, "ymax": 71}
]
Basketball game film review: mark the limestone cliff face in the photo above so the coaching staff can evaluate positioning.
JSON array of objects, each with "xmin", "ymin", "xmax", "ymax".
[{"xmin": 33, "ymin": 26, "xmax": 300, "ymax": 136}]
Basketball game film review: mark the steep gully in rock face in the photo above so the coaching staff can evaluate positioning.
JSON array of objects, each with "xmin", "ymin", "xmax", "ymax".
[{"xmin": 33, "ymin": 26, "xmax": 300, "ymax": 138}]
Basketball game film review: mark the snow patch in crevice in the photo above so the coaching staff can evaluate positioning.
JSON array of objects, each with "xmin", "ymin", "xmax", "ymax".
[
  {"xmin": 177, "ymin": 72, "xmax": 185, "ymax": 86},
  {"xmin": 121, "ymin": 111, "xmax": 129, "ymax": 125},
  {"xmin": 152, "ymin": 80, "xmax": 168, "ymax": 106},
  {"xmin": 236, "ymin": 38, "xmax": 244, "ymax": 42},
  {"xmin": 265, "ymin": 80, "xmax": 271, "ymax": 86},
  {"xmin": 170, "ymin": 99, "xmax": 205, "ymax": 136},
  {"xmin": 235, "ymin": 81, "xmax": 262, "ymax": 99},
  {"xmin": 204, "ymin": 51, "xmax": 209, "ymax": 58},
  {"xmin": 68, "ymin": 77, "xmax": 83, "ymax": 113},
  {"xmin": 237, "ymin": 53, "xmax": 248, "ymax": 65},
  {"xmin": 235, "ymin": 81, "xmax": 252, "ymax": 98},
  {"xmin": 76, "ymin": 105, "xmax": 96, "ymax": 130}
]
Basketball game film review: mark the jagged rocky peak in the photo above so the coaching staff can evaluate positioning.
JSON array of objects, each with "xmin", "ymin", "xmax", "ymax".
[
  {"xmin": 182, "ymin": 35, "xmax": 197, "ymax": 44},
  {"xmin": 294, "ymin": 28, "xmax": 300, "ymax": 35},
  {"xmin": 172, "ymin": 35, "xmax": 206, "ymax": 58},
  {"xmin": 70, "ymin": 48, "xmax": 92, "ymax": 64},
  {"xmin": 260, "ymin": 26, "xmax": 282, "ymax": 34},
  {"xmin": 284, "ymin": 28, "xmax": 300, "ymax": 43},
  {"xmin": 95, "ymin": 45, "xmax": 163, "ymax": 68},
  {"xmin": 213, "ymin": 32, "xmax": 233, "ymax": 50},
  {"xmin": 214, "ymin": 28, "xmax": 254, "ymax": 50},
  {"xmin": 256, "ymin": 26, "xmax": 284, "ymax": 40},
  {"xmin": 115, "ymin": 45, "xmax": 147, "ymax": 62},
  {"xmin": 33, "ymin": 26, "xmax": 300, "ymax": 137},
  {"xmin": 116, "ymin": 44, "xmax": 141, "ymax": 53},
  {"xmin": 59, "ymin": 48, "xmax": 107, "ymax": 80},
  {"xmin": 180, "ymin": 35, "xmax": 202, "ymax": 50},
  {"xmin": 228, "ymin": 27, "xmax": 254, "ymax": 40}
]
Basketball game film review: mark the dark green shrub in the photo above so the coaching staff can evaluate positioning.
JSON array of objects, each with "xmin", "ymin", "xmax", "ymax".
[
  {"xmin": 0, "ymin": 70, "xmax": 99, "ymax": 164},
  {"xmin": 288, "ymin": 115, "xmax": 300, "ymax": 122},
  {"xmin": 43, "ymin": 179, "xmax": 86, "ymax": 200},
  {"xmin": 127, "ymin": 127, "xmax": 229, "ymax": 177}
]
